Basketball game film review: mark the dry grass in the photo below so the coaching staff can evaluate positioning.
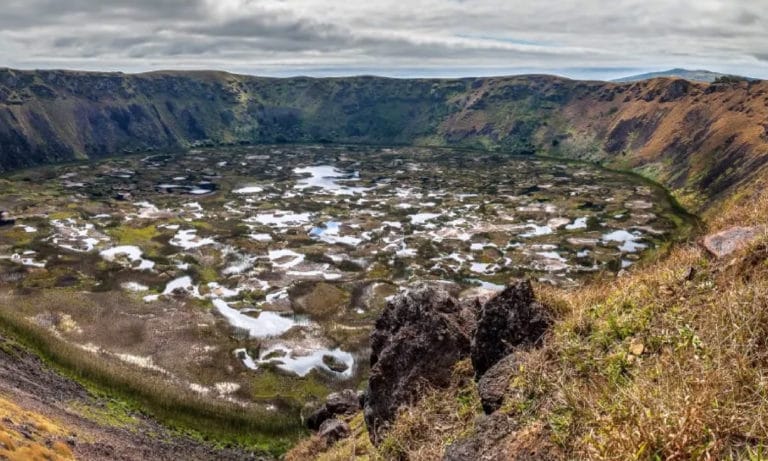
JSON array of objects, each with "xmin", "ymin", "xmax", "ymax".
[
  {"xmin": 0, "ymin": 395, "xmax": 75, "ymax": 461},
  {"xmin": 504, "ymin": 229, "xmax": 768, "ymax": 459},
  {"xmin": 546, "ymin": 245, "xmax": 756, "ymax": 459},
  {"xmin": 706, "ymin": 175, "xmax": 768, "ymax": 232},
  {"xmin": 297, "ymin": 187, "xmax": 768, "ymax": 460},
  {"xmin": 285, "ymin": 360, "xmax": 480, "ymax": 461},
  {"xmin": 286, "ymin": 413, "xmax": 378, "ymax": 461},
  {"xmin": 375, "ymin": 360, "xmax": 480, "ymax": 461}
]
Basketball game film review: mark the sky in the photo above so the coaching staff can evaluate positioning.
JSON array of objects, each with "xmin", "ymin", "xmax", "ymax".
[{"xmin": 1, "ymin": 0, "xmax": 767, "ymax": 80}]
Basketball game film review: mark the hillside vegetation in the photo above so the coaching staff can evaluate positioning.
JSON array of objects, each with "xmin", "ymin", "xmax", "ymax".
[
  {"xmin": 0, "ymin": 394, "xmax": 74, "ymax": 461},
  {"xmin": 289, "ymin": 130, "xmax": 768, "ymax": 461},
  {"xmin": 1, "ymin": 69, "xmax": 767, "ymax": 212}
]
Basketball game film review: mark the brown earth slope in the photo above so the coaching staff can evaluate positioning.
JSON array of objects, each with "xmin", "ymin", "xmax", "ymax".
[{"xmin": 0, "ymin": 69, "xmax": 766, "ymax": 212}]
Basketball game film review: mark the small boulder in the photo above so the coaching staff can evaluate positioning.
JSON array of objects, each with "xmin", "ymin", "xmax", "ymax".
[
  {"xmin": 702, "ymin": 226, "xmax": 764, "ymax": 258},
  {"xmin": 471, "ymin": 280, "xmax": 549, "ymax": 379},
  {"xmin": 477, "ymin": 353, "xmax": 519, "ymax": 414},
  {"xmin": 318, "ymin": 419, "xmax": 351, "ymax": 445},
  {"xmin": 364, "ymin": 285, "xmax": 474, "ymax": 444},
  {"xmin": 325, "ymin": 389, "xmax": 361, "ymax": 416},
  {"xmin": 305, "ymin": 389, "xmax": 361, "ymax": 431},
  {"xmin": 305, "ymin": 405, "xmax": 331, "ymax": 432}
]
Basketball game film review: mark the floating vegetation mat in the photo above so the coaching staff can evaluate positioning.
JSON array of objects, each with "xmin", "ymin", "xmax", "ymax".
[{"xmin": 0, "ymin": 145, "xmax": 691, "ymax": 413}]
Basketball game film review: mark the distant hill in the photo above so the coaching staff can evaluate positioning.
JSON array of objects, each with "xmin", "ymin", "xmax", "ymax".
[
  {"xmin": 612, "ymin": 68, "xmax": 753, "ymax": 83},
  {"xmin": 2, "ymin": 68, "xmax": 768, "ymax": 209}
]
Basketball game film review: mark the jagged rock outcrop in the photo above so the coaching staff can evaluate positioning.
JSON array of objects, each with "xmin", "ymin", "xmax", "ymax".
[
  {"xmin": 471, "ymin": 281, "xmax": 549, "ymax": 379},
  {"xmin": 305, "ymin": 389, "xmax": 361, "ymax": 431},
  {"xmin": 477, "ymin": 353, "xmax": 519, "ymax": 414},
  {"xmin": 362, "ymin": 281, "xmax": 551, "ymax": 443},
  {"xmin": 363, "ymin": 285, "xmax": 474, "ymax": 444}
]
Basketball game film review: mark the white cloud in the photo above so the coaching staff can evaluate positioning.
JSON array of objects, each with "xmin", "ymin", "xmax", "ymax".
[{"xmin": 1, "ymin": 0, "xmax": 767, "ymax": 79}]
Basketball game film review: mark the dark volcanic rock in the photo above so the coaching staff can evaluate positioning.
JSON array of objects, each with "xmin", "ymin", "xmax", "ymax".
[
  {"xmin": 305, "ymin": 405, "xmax": 331, "ymax": 432},
  {"xmin": 326, "ymin": 389, "xmax": 361, "ymax": 416},
  {"xmin": 364, "ymin": 285, "xmax": 474, "ymax": 444},
  {"xmin": 305, "ymin": 389, "xmax": 361, "ymax": 431},
  {"xmin": 318, "ymin": 419, "xmax": 351, "ymax": 445},
  {"xmin": 471, "ymin": 280, "xmax": 549, "ymax": 379},
  {"xmin": 477, "ymin": 353, "xmax": 519, "ymax": 414}
]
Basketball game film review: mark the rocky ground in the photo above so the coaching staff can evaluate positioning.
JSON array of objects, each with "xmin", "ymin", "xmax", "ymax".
[{"xmin": 289, "ymin": 279, "xmax": 554, "ymax": 457}]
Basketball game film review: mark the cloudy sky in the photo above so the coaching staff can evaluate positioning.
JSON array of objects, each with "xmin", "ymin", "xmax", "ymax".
[{"xmin": 1, "ymin": 0, "xmax": 766, "ymax": 80}]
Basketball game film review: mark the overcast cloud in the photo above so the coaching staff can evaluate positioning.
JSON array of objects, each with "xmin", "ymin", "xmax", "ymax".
[{"xmin": 1, "ymin": 0, "xmax": 767, "ymax": 79}]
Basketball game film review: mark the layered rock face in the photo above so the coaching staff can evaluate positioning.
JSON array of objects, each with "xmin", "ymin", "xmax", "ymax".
[{"xmin": 363, "ymin": 281, "xmax": 550, "ymax": 444}]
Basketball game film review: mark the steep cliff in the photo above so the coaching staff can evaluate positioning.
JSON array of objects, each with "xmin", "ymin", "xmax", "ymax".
[{"xmin": 1, "ymin": 68, "xmax": 767, "ymax": 211}]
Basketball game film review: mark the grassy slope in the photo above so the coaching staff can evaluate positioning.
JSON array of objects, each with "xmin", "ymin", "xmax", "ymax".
[
  {"xmin": 293, "ymin": 155, "xmax": 768, "ymax": 460},
  {"xmin": 0, "ymin": 300, "xmax": 303, "ymax": 456}
]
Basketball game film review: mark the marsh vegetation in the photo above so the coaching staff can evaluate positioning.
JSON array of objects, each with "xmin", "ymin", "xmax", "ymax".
[{"xmin": 0, "ymin": 145, "xmax": 691, "ymax": 450}]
